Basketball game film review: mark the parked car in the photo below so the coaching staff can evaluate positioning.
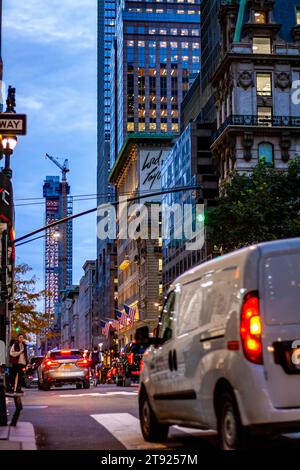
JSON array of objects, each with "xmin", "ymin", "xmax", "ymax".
[
  {"xmin": 38, "ymin": 349, "xmax": 90, "ymax": 391},
  {"xmin": 116, "ymin": 342, "xmax": 146, "ymax": 386},
  {"xmin": 24, "ymin": 356, "xmax": 44, "ymax": 388},
  {"xmin": 138, "ymin": 238, "xmax": 300, "ymax": 449}
]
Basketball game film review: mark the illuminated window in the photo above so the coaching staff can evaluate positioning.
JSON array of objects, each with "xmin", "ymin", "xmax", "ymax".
[
  {"xmin": 257, "ymin": 107, "xmax": 272, "ymax": 127},
  {"xmin": 181, "ymin": 42, "xmax": 189, "ymax": 48},
  {"xmin": 297, "ymin": 8, "xmax": 300, "ymax": 25},
  {"xmin": 177, "ymin": 10, "xmax": 184, "ymax": 14},
  {"xmin": 253, "ymin": 37, "xmax": 271, "ymax": 54},
  {"xmin": 192, "ymin": 29, "xmax": 199, "ymax": 36},
  {"xmin": 258, "ymin": 142, "xmax": 274, "ymax": 167},
  {"xmin": 161, "ymin": 123, "xmax": 168, "ymax": 132},
  {"xmin": 138, "ymin": 123, "xmax": 146, "ymax": 132},
  {"xmin": 149, "ymin": 28, "xmax": 156, "ymax": 35},
  {"xmin": 127, "ymin": 122, "xmax": 134, "ymax": 132},
  {"xmin": 149, "ymin": 123, "xmax": 157, "ymax": 131},
  {"xmin": 171, "ymin": 28, "xmax": 178, "ymax": 35},
  {"xmin": 159, "ymin": 259, "xmax": 163, "ymax": 272},
  {"xmin": 181, "ymin": 29, "xmax": 188, "ymax": 36},
  {"xmin": 256, "ymin": 73, "xmax": 272, "ymax": 96},
  {"xmin": 160, "ymin": 29, "xmax": 167, "ymax": 35},
  {"xmin": 172, "ymin": 123, "xmax": 179, "ymax": 132},
  {"xmin": 254, "ymin": 11, "xmax": 267, "ymax": 24}
]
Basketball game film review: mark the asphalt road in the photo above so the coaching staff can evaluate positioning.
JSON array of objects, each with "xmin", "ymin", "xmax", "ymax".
[{"xmin": 7, "ymin": 384, "xmax": 300, "ymax": 451}]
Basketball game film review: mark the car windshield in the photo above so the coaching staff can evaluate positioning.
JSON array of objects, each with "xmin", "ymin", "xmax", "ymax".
[{"xmin": 50, "ymin": 351, "xmax": 82, "ymax": 361}]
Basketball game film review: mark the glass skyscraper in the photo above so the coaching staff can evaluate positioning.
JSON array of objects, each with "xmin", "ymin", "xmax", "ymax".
[
  {"xmin": 97, "ymin": 1, "xmax": 118, "ymax": 329},
  {"xmin": 97, "ymin": 0, "xmax": 116, "ymax": 209},
  {"xmin": 111, "ymin": 0, "xmax": 201, "ymax": 165}
]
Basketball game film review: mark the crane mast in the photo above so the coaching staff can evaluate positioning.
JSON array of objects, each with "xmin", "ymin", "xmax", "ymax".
[{"xmin": 44, "ymin": 154, "xmax": 72, "ymax": 348}]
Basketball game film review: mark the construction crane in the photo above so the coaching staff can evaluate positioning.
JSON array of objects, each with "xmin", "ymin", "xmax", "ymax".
[
  {"xmin": 44, "ymin": 153, "xmax": 72, "ymax": 339},
  {"xmin": 45, "ymin": 153, "xmax": 70, "ymax": 181}
]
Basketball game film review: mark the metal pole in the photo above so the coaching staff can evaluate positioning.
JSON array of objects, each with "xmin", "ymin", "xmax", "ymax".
[{"xmin": 0, "ymin": 229, "xmax": 8, "ymax": 426}]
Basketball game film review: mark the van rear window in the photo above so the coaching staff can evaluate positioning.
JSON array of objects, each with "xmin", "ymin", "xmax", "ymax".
[{"xmin": 264, "ymin": 253, "xmax": 300, "ymax": 325}]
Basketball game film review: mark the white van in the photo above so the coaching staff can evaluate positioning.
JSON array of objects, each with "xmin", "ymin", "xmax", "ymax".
[{"xmin": 138, "ymin": 238, "xmax": 300, "ymax": 449}]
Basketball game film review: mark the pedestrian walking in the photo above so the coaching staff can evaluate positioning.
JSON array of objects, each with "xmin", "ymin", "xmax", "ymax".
[{"xmin": 9, "ymin": 333, "xmax": 28, "ymax": 394}]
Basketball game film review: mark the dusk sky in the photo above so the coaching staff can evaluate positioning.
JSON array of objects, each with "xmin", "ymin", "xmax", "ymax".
[{"xmin": 2, "ymin": 0, "xmax": 97, "ymax": 291}]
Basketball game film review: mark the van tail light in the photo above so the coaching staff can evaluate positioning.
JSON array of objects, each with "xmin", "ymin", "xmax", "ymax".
[
  {"xmin": 128, "ymin": 353, "xmax": 134, "ymax": 365},
  {"xmin": 240, "ymin": 292, "xmax": 263, "ymax": 365},
  {"xmin": 44, "ymin": 360, "xmax": 59, "ymax": 369},
  {"xmin": 76, "ymin": 359, "xmax": 89, "ymax": 368}
]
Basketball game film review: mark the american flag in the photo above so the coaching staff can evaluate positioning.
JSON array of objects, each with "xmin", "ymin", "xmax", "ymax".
[
  {"xmin": 101, "ymin": 320, "xmax": 111, "ymax": 338},
  {"xmin": 124, "ymin": 304, "xmax": 136, "ymax": 325},
  {"xmin": 116, "ymin": 309, "xmax": 127, "ymax": 327},
  {"xmin": 111, "ymin": 319, "xmax": 120, "ymax": 331}
]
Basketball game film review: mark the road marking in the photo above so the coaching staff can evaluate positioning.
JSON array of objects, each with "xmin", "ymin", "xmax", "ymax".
[
  {"xmin": 23, "ymin": 406, "xmax": 49, "ymax": 409},
  {"xmin": 58, "ymin": 392, "xmax": 138, "ymax": 398},
  {"xmin": 91, "ymin": 413, "xmax": 166, "ymax": 450}
]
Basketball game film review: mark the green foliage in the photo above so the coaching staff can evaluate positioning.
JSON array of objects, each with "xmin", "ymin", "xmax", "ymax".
[
  {"xmin": 11, "ymin": 263, "xmax": 49, "ymax": 338},
  {"xmin": 206, "ymin": 159, "xmax": 300, "ymax": 254}
]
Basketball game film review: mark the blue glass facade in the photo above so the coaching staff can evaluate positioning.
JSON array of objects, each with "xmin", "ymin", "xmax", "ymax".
[
  {"xmin": 97, "ymin": 0, "xmax": 118, "ymax": 325},
  {"xmin": 111, "ymin": 0, "xmax": 201, "ymax": 165}
]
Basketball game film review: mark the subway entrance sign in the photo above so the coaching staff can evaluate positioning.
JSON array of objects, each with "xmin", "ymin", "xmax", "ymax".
[{"xmin": 0, "ymin": 113, "xmax": 27, "ymax": 135}]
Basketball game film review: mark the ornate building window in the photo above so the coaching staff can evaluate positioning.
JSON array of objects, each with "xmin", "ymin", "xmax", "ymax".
[
  {"xmin": 256, "ymin": 73, "xmax": 272, "ymax": 96},
  {"xmin": 258, "ymin": 142, "xmax": 274, "ymax": 167},
  {"xmin": 254, "ymin": 11, "xmax": 267, "ymax": 24},
  {"xmin": 253, "ymin": 37, "xmax": 271, "ymax": 54}
]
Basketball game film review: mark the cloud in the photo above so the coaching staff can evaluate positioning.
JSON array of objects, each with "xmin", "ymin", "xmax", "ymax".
[
  {"xmin": 3, "ymin": 0, "xmax": 97, "ymax": 50},
  {"xmin": 17, "ymin": 95, "xmax": 44, "ymax": 111}
]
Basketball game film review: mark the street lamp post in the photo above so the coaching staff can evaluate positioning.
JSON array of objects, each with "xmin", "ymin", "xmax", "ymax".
[{"xmin": 0, "ymin": 88, "xmax": 20, "ymax": 426}]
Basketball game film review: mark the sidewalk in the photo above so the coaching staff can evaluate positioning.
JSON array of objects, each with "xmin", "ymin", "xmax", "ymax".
[{"xmin": 0, "ymin": 422, "xmax": 36, "ymax": 450}]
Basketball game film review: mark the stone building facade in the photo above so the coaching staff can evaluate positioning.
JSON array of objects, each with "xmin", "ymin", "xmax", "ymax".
[
  {"xmin": 109, "ymin": 134, "xmax": 173, "ymax": 346},
  {"xmin": 210, "ymin": 0, "xmax": 300, "ymax": 184}
]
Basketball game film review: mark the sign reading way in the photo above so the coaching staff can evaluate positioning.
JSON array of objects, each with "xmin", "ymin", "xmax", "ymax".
[{"xmin": 0, "ymin": 113, "xmax": 27, "ymax": 135}]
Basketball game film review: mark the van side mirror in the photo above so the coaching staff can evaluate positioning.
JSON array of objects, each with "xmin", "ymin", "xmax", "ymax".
[
  {"xmin": 135, "ymin": 326, "xmax": 150, "ymax": 345},
  {"xmin": 135, "ymin": 326, "xmax": 164, "ymax": 347}
]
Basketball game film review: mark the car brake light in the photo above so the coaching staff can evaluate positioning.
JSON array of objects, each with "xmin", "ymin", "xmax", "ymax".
[
  {"xmin": 240, "ymin": 292, "xmax": 263, "ymax": 365},
  {"xmin": 128, "ymin": 353, "xmax": 134, "ymax": 365},
  {"xmin": 140, "ymin": 360, "xmax": 144, "ymax": 372},
  {"xmin": 61, "ymin": 350, "xmax": 72, "ymax": 354},
  {"xmin": 44, "ymin": 360, "xmax": 59, "ymax": 369},
  {"xmin": 76, "ymin": 359, "xmax": 89, "ymax": 368}
]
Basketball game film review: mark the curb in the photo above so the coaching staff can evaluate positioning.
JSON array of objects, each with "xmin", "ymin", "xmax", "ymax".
[{"xmin": 0, "ymin": 422, "xmax": 36, "ymax": 450}]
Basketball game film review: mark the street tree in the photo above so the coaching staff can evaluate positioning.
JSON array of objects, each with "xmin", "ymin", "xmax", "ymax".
[
  {"xmin": 207, "ymin": 159, "xmax": 300, "ymax": 254},
  {"xmin": 11, "ymin": 263, "xmax": 50, "ymax": 338}
]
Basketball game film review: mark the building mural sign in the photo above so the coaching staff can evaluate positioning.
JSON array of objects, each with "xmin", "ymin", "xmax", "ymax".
[{"xmin": 139, "ymin": 148, "xmax": 170, "ymax": 200}]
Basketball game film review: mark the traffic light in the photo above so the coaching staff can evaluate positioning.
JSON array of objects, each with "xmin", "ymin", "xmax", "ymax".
[{"xmin": 196, "ymin": 212, "xmax": 205, "ymax": 224}]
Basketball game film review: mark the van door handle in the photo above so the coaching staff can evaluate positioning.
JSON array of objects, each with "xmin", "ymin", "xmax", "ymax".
[
  {"xmin": 172, "ymin": 350, "xmax": 178, "ymax": 371},
  {"xmin": 168, "ymin": 351, "xmax": 173, "ymax": 371}
]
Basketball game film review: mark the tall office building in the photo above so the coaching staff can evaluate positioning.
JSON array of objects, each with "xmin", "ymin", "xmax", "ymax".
[
  {"xmin": 110, "ymin": 0, "xmax": 201, "ymax": 165},
  {"xmin": 43, "ymin": 176, "xmax": 73, "ymax": 342},
  {"xmin": 96, "ymin": 0, "xmax": 118, "ymax": 336},
  {"xmin": 200, "ymin": 0, "xmax": 221, "ymax": 123}
]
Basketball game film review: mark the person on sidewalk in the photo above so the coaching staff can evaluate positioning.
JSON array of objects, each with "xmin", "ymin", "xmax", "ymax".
[{"xmin": 9, "ymin": 334, "xmax": 28, "ymax": 394}]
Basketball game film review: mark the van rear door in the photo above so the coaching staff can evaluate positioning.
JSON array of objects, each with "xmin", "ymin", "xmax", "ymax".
[{"xmin": 261, "ymin": 249, "xmax": 300, "ymax": 408}]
